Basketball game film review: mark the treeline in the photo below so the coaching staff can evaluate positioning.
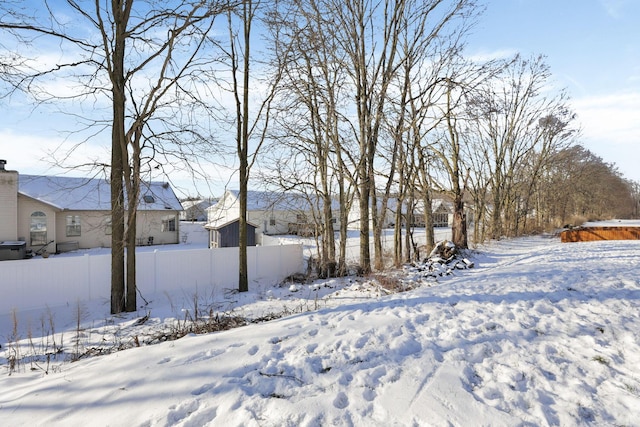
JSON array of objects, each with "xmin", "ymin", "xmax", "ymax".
[{"xmin": 255, "ymin": 1, "xmax": 638, "ymax": 274}]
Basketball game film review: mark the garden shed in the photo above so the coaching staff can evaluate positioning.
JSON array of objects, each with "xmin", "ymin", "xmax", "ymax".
[{"xmin": 207, "ymin": 218, "xmax": 258, "ymax": 248}]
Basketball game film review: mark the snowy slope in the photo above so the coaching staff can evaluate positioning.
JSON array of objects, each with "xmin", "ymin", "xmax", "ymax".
[{"xmin": 1, "ymin": 236, "xmax": 640, "ymax": 426}]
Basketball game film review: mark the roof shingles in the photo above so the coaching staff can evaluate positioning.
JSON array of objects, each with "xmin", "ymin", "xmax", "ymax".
[{"xmin": 18, "ymin": 175, "xmax": 182, "ymax": 211}]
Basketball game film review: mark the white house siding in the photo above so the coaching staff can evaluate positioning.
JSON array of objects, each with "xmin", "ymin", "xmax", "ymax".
[
  {"xmin": 207, "ymin": 192, "xmax": 240, "ymax": 227},
  {"xmin": 0, "ymin": 169, "xmax": 18, "ymax": 241},
  {"xmin": 248, "ymin": 209, "xmax": 299, "ymax": 235},
  {"xmin": 54, "ymin": 210, "xmax": 111, "ymax": 249},
  {"xmin": 136, "ymin": 210, "xmax": 180, "ymax": 245},
  {"xmin": 347, "ymin": 203, "xmax": 394, "ymax": 230},
  {"xmin": 17, "ymin": 197, "xmax": 180, "ymax": 251}
]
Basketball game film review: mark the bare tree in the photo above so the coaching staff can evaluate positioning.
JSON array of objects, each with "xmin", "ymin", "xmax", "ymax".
[
  {"xmin": 1, "ymin": 0, "xmax": 230, "ymax": 313},
  {"xmin": 260, "ymin": 0, "xmax": 480, "ymax": 270},
  {"xmin": 539, "ymin": 146, "xmax": 635, "ymax": 226},
  {"xmin": 223, "ymin": 0, "xmax": 284, "ymax": 291},
  {"xmin": 383, "ymin": 1, "xmax": 480, "ymax": 256},
  {"xmin": 465, "ymin": 55, "xmax": 572, "ymax": 239},
  {"xmin": 430, "ymin": 69, "xmax": 489, "ymax": 249},
  {"xmin": 263, "ymin": 0, "xmax": 360, "ymax": 276}
]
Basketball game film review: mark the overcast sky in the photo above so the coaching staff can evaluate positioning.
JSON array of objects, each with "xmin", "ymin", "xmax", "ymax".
[{"xmin": 1, "ymin": 0, "xmax": 639, "ymax": 196}]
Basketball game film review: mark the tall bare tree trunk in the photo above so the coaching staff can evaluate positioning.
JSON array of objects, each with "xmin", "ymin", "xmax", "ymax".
[
  {"xmin": 109, "ymin": 0, "xmax": 131, "ymax": 315},
  {"xmin": 124, "ymin": 135, "xmax": 142, "ymax": 312},
  {"xmin": 451, "ymin": 195, "xmax": 467, "ymax": 248},
  {"xmin": 237, "ymin": 1, "xmax": 253, "ymax": 292}
]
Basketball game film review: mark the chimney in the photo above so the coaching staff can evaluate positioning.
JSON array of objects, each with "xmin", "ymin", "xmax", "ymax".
[{"xmin": 0, "ymin": 160, "xmax": 6, "ymax": 171}]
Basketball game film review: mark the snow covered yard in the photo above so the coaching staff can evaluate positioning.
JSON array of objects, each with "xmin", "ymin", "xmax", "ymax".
[{"xmin": 1, "ymin": 235, "xmax": 640, "ymax": 426}]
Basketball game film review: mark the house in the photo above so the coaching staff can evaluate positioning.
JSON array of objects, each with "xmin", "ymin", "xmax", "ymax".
[
  {"xmin": 205, "ymin": 190, "xmax": 341, "ymax": 245},
  {"xmin": 430, "ymin": 200, "xmax": 454, "ymax": 228},
  {"xmin": 180, "ymin": 198, "xmax": 217, "ymax": 222},
  {"xmin": 347, "ymin": 197, "xmax": 454, "ymax": 229},
  {"xmin": 0, "ymin": 160, "xmax": 183, "ymax": 255}
]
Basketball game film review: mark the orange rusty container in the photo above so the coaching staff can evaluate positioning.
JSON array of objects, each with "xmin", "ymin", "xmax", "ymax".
[{"xmin": 560, "ymin": 227, "xmax": 640, "ymax": 242}]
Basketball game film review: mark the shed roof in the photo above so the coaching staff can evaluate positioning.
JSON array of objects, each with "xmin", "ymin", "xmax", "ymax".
[
  {"xmin": 205, "ymin": 218, "xmax": 260, "ymax": 230},
  {"xmin": 18, "ymin": 174, "xmax": 182, "ymax": 211}
]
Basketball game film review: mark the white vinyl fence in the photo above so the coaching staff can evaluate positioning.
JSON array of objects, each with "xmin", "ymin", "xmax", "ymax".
[{"xmin": 0, "ymin": 245, "xmax": 304, "ymax": 315}]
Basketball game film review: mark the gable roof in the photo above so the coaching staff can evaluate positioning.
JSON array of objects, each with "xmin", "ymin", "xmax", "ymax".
[
  {"xmin": 225, "ymin": 190, "xmax": 341, "ymax": 211},
  {"xmin": 18, "ymin": 174, "xmax": 182, "ymax": 211},
  {"xmin": 181, "ymin": 198, "xmax": 217, "ymax": 211}
]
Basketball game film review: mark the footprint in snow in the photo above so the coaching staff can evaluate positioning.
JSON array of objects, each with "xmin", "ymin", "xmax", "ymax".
[
  {"xmin": 228, "ymin": 342, "xmax": 245, "ymax": 348},
  {"xmin": 157, "ymin": 357, "xmax": 171, "ymax": 365},
  {"xmin": 339, "ymin": 372, "xmax": 353, "ymax": 386},
  {"xmin": 391, "ymin": 336, "xmax": 422, "ymax": 356},
  {"xmin": 363, "ymin": 387, "xmax": 376, "ymax": 402},
  {"xmin": 247, "ymin": 345, "xmax": 259, "ymax": 355},
  {"xmin": 354, "ymin": 335, "xmax": 369, "ymax": 349},
  {"xmin": 166, "ymin": 399, "xmax": 200, "ymax": 424},
  {"xmin": 366, "ymin": 366, "xmax": 387, "ymax": 386},
  {"xmin": 415, "ymin": 314, "xmax": 430, "ymax": 324},
  {"xmin": 333, "ymin": 392, "xmax": 349, "ymax": 409},
  {"xmin": 390, "ymin": 326, "xmax": 404, "ymax": 338},
  {"xmin": 191, "ymin": 383, "xmax": 215, "ymax": 396}
]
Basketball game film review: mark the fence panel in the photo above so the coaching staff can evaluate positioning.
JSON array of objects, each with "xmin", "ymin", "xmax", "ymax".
[{"xmin": 0, "ymin": 245, "xmax": 303, "ymax": 315}]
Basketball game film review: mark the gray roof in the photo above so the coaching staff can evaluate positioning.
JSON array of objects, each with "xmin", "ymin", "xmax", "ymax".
[
  {"xmin": 226, "ymin": 190, "xmax": 341, "ymax": 211},
  {"xmin": 18, "ymin": 174, "xmax": 182, "ymax": 211},
  {"xmin": 181, "ymin": 198, "xmax": 217, "ymax": 211}
]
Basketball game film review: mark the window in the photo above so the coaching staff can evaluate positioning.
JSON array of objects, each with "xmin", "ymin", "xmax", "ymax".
[
  {"xmin": 162, "ymin": 216, "xmax": 176, "ymax": 232},
  {"xmin": 269, "ymin": 216, "xmax": 276, "ymax": 226},
  {"xmin": 143, "ymin": 194, "xmax": 155, "ymax": 203},
  {"xmin": 105, "ymin": 219, "xmax": 112, "ymax": 235},
  {"xmin": 66, "ymin": 215, "xmax": 81, "ymax": 237},
  {"xmin": 30, "ymin": 211, "xmax": 47, "ymax": 245},
  {"xmin": 433, "ymin": 212, "xmax": 449, "ymax": 228}
]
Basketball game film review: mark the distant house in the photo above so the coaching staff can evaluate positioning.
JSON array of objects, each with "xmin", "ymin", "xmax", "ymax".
[
  {"xmin": 347, "ymin": 197, "xmax": 454, "ymax": 229},
  {"xmin": 206, "ymin": 190, "xmax": 340, "ymax": 245},
  {"xmin": 0, "ymin": 160, "xmax": 183, "ymax": 255},
  {"xmin": 180, "ymin": 198, "xmax": 217, "ymax": 222},
  {"xmin": 431, "ymin": 200, "xmax": 454, "ymax": 228}
]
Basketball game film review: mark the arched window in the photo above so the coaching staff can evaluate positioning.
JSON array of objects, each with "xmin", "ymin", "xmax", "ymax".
[{"xmin": 30, "ymin": 211, "xmax": 47, "ymax": 245}]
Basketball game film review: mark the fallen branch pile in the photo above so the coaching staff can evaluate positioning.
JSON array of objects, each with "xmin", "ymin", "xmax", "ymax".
[{"xmin": 405, "ymin": 240, "xmax": 474, "ymax": 279}]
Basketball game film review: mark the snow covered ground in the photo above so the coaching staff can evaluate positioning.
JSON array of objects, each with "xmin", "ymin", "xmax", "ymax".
[{"xmin": 1, "ymin": 235, "xmax": 640, "ymax": 426}]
